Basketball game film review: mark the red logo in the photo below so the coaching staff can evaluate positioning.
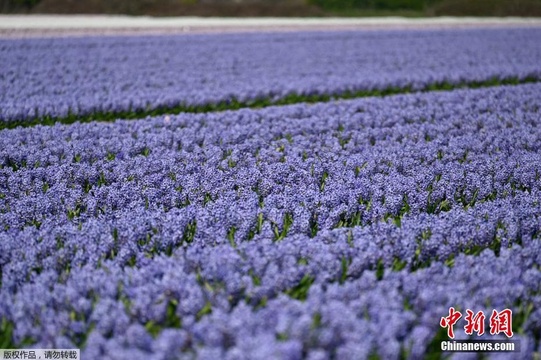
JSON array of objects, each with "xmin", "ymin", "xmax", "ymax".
[
  {"xmin": 464, "ymin": 309, "xmax": 486, "ymax": 336},
  {"xmin": 440, "ymin": 307, "xmax": 513, "ymax": 339},
  {"xmin": 489, "ymin": 309, "xmax": 513, "ymax": 338},
  {"xmin": 440, "ymin": 307, "xmax": 462, "ymax": 339}
]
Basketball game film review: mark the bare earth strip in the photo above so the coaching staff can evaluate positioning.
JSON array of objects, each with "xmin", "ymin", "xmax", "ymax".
[{"xmin": 1, "ymin": 15, "xmax": 541, "ymax": 38}]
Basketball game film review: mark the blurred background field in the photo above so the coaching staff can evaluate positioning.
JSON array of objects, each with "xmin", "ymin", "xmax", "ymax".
[{"xmin": 2, "ymin": 0, "xmax": 541, "ymax": 17}]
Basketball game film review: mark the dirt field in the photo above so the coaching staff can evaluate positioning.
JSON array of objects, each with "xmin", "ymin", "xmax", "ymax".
[{"xmin": 1, "ymin": 15, "xmax": 541, "ymax": 38}]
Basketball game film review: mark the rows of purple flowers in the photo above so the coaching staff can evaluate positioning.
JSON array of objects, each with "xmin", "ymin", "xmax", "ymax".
[
  {"xmin": 1, "ymin": 83, "xmax": 540, "ymax": 358},
  {"xmin": 1, "ymin": 28, "xmax": 541, "ymax": 124}
]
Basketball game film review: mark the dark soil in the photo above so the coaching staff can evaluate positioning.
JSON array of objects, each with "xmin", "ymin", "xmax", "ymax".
[
  {"xmin": 427, "ymin": 0, "xmax": 541, "ymax": 16},
  {"xmin": 29, "ymin": 0, "xmax": 328, "ymax": 17},
  {"xmin": 4, "ymin": 0, "xmax": 541, "ymax": 17}
]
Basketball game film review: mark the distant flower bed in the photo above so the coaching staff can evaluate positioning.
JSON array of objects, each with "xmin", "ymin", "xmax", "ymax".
[{"xmin": 1, "ymin": 28, "xmax": 541, "ymax": 126}]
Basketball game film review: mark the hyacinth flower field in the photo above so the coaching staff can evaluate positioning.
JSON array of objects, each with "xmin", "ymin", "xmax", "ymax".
[{"xmin": 1, "ymin": 27, "xmax": 541, "ymax": 359}]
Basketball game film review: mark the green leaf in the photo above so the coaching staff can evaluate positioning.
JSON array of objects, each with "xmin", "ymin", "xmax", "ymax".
[{"xmin": 285, "ymin": 274, "xmax": 314, "ymax": 301}]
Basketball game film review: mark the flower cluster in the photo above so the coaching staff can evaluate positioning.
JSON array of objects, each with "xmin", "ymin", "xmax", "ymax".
[{"xmin": 1, "ymin": 81, "xmax": 540, "ymax": 358}]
